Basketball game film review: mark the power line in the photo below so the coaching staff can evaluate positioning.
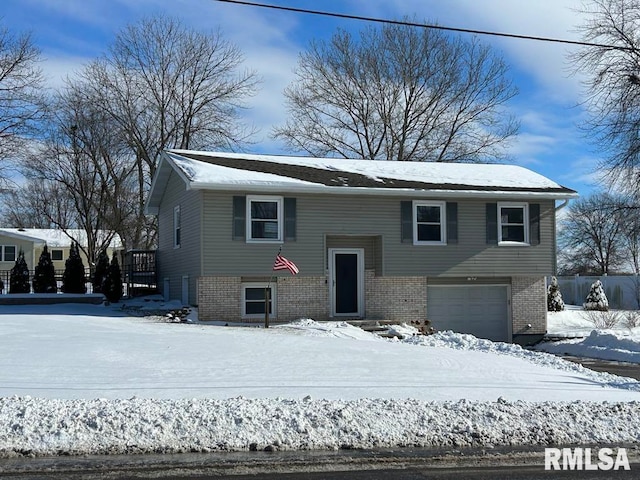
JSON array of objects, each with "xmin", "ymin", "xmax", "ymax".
[{"xmin": 212, "ymin": 0, "xmax": 634, "ymax": 51}]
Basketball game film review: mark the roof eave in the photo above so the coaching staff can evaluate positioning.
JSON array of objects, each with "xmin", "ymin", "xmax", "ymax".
[
  {"xmin": 188, "ymin": 182, "xmax": 579, "ymax": 200},
  {"xmin": 0, "ymin": 230, "xmax": 47, "ymax": 244},
  {"xmin": 145, "ymin": 152, "xmax": 194, "ymax": 214}
]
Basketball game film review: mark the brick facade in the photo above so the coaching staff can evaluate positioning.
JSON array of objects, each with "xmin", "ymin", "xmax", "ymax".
[
  {"xmin": 197, "ymin": 273, "xmax": 429, "ymax": 324},
  {"xmin": 365, "ymin": 271, "xmax": 427, "ymax": 322},
  {"xmin": 197, "ymin": 276, "xmax": 242, "ymax": 321},
  {"xmin": 511, "ymin": 276, "xmax": 547, "ymax": 336},
  {"xmin": 196, "ymin": 274, "xmax": 547, "ymax": 343},
  {"xmin": 197, "ymin": 275, "xmax": 328, "ymax": 323},
  {"xmin": 277, "ymin": 275, "xmax": 328, "ymax": 321}
]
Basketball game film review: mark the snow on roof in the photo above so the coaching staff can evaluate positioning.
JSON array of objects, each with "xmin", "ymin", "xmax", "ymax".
[
  {"xmin": 166, "ymin": 150, "xmax": 577, "ymax": 196},
  {"xmin": 0, "ymin": 228, "xmax": 123, "ymax": 248}
]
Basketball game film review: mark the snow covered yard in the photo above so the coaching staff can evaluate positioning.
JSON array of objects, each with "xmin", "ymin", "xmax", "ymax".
[
  {"xmin": 537, "ymin": 305, "xmax": 640, "ymax": 363},
  {"xmin": 1, "ymin": 301, "xmax": 640, "ymax": 456}
]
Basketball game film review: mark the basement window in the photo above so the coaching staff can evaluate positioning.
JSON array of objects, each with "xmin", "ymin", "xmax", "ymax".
[{"xmin": 242, "ymin": 283, "xmax": 276, "ymax": 318}]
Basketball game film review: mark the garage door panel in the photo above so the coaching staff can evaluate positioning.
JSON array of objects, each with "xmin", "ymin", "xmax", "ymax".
[{"xmin": 427, "ymin": 286, "xmax": 509, "ymax": 342}]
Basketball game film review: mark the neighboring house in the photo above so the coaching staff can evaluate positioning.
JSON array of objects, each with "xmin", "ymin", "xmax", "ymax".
[
  {"xmin": 146, "ymin": 150, "xmax": 578, "ymax": 344},
  {"xmin": 0, "ymin": 228, "xmax": 123, "ymax": 273}
]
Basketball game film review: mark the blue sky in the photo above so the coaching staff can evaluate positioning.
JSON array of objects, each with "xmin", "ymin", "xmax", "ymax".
[{"xmin": 2, "ymin": 0, "xmax": 601, "ymax": 196}]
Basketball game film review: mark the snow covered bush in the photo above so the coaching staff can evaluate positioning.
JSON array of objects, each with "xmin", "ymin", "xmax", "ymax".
[
  {"xmin": 9, "ymin": 249, "xmax": 30, "ymax": 294},
  {"xmin": 103, "ymin": 253, "xmax": 123, "ymax": 303},
  {"xmin": 585, "ymin": 309, "xmax": 621, "ymax": 329},
  {"xmin": 584, "ymin": 280, "xmax": 609, "ymax": 311},
  {"xmin": 92, "ymin": 249, "xmax": 110, "ymax": 294},
  {"xmin": 32, "ymin": 245, "xmax": 57, "ymax": 293},
  {"xmin": 62, "ymin": 242, "xmax": 87, "ymax": 294},
  {"xmin": 623, "ymin": 311, "xmax": 640, "ymax": 328},
  {"xmin": 547, "ymin": 276, "xmax": 564, "ymax": 312}
]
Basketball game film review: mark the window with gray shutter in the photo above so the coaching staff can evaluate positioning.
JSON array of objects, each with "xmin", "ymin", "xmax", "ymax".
[
  {"xmin": 446, "ymin": 202, "xmax": 458, "ymax": 244},
  {"xmin": 529, "ymin": 203, "xmax": 540, "ymax": 246},
  {"xmin": 401, "ymin": 201, "xmax": 413, "ymax": 243},
  {"xmin": 284, "ymin": 197, "xmax": 296, "ymax": 241},
  {"xmin": 486, "ymin": 203, "xmax": 498, "ymax": 244},
  {"xmin": 232, "ymin": 196, "xmax": 246, "ymax": 240}
]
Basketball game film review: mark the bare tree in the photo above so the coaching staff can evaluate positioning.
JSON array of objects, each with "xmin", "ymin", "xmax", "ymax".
[
  {"xmin": 274, "ymin": 21, "xmax": 518, "ymax": 162},
  {"xmin": 558, "ymin": 192, "xmax": 625, "ymax": 274},
  {"xmin": 618, "ymin": 202, "xmax": 640, "ymax": 274},
  {"xmin": 0, "ymin": 24, "xmax": 46, "ymax": 184},
  {"xmin": 616, "ymin": 203, "xmax": 640, "ymax": 306},
  {"xmin": 68, "ymin": 15, "xmax": 259, "ymax": 248},
  {"xmin": 571, "ymin": 0, "xmax": 640, "ymax": 193},
  {"xmin": 0, "ymin": 180, "xmax": 75, "ymax": 229},
  {"xmin": 18, "ymin": 85, "xmax": 138, "ymax": 265}
]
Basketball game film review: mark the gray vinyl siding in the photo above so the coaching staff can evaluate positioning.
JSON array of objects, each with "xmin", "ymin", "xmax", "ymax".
[
  {"xmin": 202, "ymin": 192, "xmax": 320, "ymax": 276},
  {"xmin": 201, "ymin": 192, "xmax": 557, "ymax": 277},
  {"xmin": 325, "ymin": 235, "xmax": 380, "ymax": 272},
  {"xmin": 156, "ymin": 171, "xmax": 202, "ymax": 304}
]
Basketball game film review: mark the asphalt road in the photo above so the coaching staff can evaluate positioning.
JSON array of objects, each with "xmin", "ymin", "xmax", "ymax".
[
  {"xmin": 560, "ymin": 355, "xmax": 640, "ymax": 381},
  {"xmin": 2, "ymin": 447, "xmax": 638, "ymax": 479},
  {"xmin": 227, "ymin": 465, "xmax": 639, "ymax": 480}
]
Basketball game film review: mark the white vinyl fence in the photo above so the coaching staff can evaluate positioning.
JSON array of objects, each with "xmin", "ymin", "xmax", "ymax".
[{"xmin": 554, "ymin": 275, "xmax": 640, "ymax": 310}]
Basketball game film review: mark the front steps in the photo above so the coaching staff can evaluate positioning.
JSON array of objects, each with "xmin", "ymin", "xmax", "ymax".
[{"xmin": 347, "ymin": 319, "xmax": 433, "ymax": 338}]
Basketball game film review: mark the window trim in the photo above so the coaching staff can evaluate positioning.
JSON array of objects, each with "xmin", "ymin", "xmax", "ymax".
[
  {"xmin": 241, "ymin": 282, "xmax": 276, "ymax": 319},
  {"xmin": 51, "ymin": 249, "xmax": 64, "ymax": 261},
  {"xmin": 246, "ymin": 195, "xmax": 283, "ymax": 243},
  {"xmin": 1, "ymin": 245, "xmax": 16, "ymax": 262},
  {"xmin": 173, "ymin": 205, "xmax": 181, "ymax": 249},
  {"xmin": 497, "ymin": 202, "xmax": 530, "ymax": 246},
  {"xmin": 412, "ymin": 200, "xmax": 447, "ymax": 245}
]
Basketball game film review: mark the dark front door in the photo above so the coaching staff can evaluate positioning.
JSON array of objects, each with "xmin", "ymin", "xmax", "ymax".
[
  {"xmin": 331, "ymin": 249, "xmax": 363, "ymax": 317},
  {"xmin": 335, "ymin": 253, "xmax": 358, "ymax": 314}
]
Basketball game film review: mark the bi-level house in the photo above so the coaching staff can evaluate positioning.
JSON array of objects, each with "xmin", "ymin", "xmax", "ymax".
[{"xmin": 145, "ymin": 150, "xmax": 577, "ymax": 344}]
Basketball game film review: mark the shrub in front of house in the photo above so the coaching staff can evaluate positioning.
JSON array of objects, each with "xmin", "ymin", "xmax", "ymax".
[
  {"xmin": 62, "ymin": 242, "xmax": 87, "ymax": 294},
  {"xmin": 547, "ymin": 276, "xmax": 565, "ymax": 312},
  {"xmin": 584, "ymin": 279, "xmax": 609, "ymax": 311},
  {"xmin": 9, "ymin": 249, "xmax": 30, "ymax": 294},
  {"xmin": 92, "ymin": 249, "xmax": 110, "ymax": 294},
  {"xmin": 103, "ymin": 253, "xmax": 123, "ymax": 303},
  {"xmin": 585, "ymin": 309, "xmax": 621, "ymax": 328},
  {"xmin": 32, "ymin": 245, "xmax": 57, "ymax": 293}
]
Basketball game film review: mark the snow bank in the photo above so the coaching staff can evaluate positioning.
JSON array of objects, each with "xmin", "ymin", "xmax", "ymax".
[
  {"xmin": 401, "ymin": 330, "xmax": 640, "ymax": 389},
  {"xmin": 2, "ymin": 311, "xmax": 640, "ymax": 457},
  {"xmin": 542, "ymin": 305, "xmax": 640, "ymax": 363},
  {"xmin": 276, "ymin": 318, "xmax": 382, "ymax": 341},
  {"xmin": 537, "ymin": 331, "xmax": 640, "ymax": 364},
  {"xmin": 2, "ymin": 396, "xmax": 640, "ymax": 457}
]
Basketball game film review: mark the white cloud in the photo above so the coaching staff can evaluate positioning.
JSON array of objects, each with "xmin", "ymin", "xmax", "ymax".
[
  {"xmin": 360, "ymin": 0, "xmax": 587, "ymax": 102},
  {"xmin": 564, "ymin": 155, "xmax": 608, "ymax": 187}
]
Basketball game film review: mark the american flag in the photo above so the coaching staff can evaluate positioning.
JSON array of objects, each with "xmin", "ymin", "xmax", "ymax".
[{"xmin": 273, "ymin": 254, "xmax": 299, "ymax": 275}]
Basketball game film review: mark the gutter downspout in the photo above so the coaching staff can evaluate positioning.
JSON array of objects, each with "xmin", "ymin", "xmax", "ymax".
[
  {"xmin": 552, "ymin": 199, "xmax": 572, "ymax": 278},
  {"xmin": 555, "ymin": 199, "xmax": 571, "ymax": 212}
]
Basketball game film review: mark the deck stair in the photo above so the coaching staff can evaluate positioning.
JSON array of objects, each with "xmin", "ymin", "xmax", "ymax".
[{"xmin": 347, "ymin": 319, "xmax": 399, "ymax": 336}]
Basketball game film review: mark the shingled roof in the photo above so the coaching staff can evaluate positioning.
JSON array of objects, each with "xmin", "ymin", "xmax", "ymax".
[{"xmin": 146, "ymin": 150, "xmax": 577, "ymax": 214}]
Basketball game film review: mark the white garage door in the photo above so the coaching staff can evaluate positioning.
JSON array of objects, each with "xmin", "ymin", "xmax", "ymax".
[{"xmin": 427, "ymin": 286, "xmax": 510, "ymax": 342}]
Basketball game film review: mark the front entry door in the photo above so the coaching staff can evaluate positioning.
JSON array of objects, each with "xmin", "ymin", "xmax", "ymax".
[{"xmin": 329, "ymin": 248, "xmax": 364, "ymax": 317}]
